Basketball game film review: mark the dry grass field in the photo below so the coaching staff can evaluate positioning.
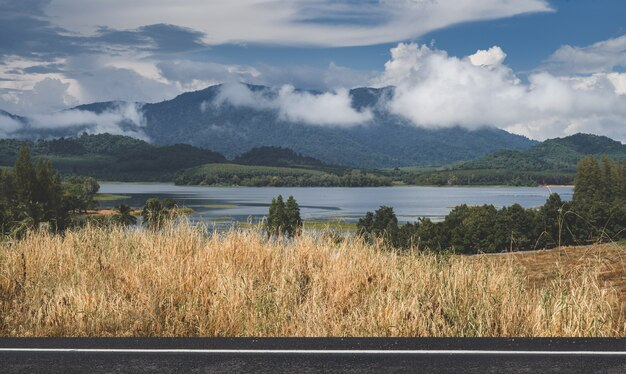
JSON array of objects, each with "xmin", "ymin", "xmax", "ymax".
[
  {"xmin": 0, "ymin": 222, "xmax": 624, "ymax": 337},
  {"xmin": 510, "ymin": 243, "xmax": 626, "ymax": 318}
]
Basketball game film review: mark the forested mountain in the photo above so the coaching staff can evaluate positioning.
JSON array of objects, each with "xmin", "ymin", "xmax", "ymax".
[
  {"xmin": 408, "ymin": 133, "xmax": 626, "ymax": 186},
  {"xmin": 141, "ymin": 84, "xmax": 535, "ymax": 168},
  {"xmin": 0, "ymin": 133, "xmax": 226, "ymax": 181},
  {"xmin": 460, "ymin": 133, "xmax": 626, "ymax": 171},
  {"xmin": 1, "ymin": 84, "xmax": 537, "ymax": 168}
]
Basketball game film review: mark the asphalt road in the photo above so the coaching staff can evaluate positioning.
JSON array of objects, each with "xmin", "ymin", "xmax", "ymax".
[{"xmin": 1, "ymin": 338, "xmax": 625, "ymax": 373}]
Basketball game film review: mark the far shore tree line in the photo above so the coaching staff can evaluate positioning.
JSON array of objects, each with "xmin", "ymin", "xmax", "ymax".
[
  {"xmin": 175, "ymin": 169, "xmax": 392, "ymax": 187},
  {"xmin": 358, "ymin": 156, "xmax": 625, "ymax": 253}
]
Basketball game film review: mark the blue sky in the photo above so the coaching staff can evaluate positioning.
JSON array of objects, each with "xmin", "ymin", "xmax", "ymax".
[
  {"xmin": 194, "ymin": 0, "xmax": 625, "ymax": 74},
  {"xmin": 0, "ymin": 0, "xmax": 625, "ymax": 141}
]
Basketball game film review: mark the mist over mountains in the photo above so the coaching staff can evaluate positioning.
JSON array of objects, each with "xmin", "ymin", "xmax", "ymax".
[{"xmin": 0, "ymin": 83, "xmax": 537, "ymax": 168}]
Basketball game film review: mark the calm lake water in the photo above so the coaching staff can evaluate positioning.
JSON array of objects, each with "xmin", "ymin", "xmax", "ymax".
[{"xmin": 98, "ymin": 184, "xmax": 574, "ymax": 224}]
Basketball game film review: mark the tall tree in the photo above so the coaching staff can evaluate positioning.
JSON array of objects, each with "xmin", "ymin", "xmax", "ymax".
[
  {"xmin": 35, "ymin": 159, "xmax": 67, "ymax": 230},
  {"xmin": 13, "ymin": 147, "xmax": 36, "ymax": 205},
  {"xmin": 284, "ymin": 195, "xmax": 302, "ymax": 237},
  {"xmin": 267, "ymin": 195, "xmax": 285, "ymax": 236},
  {"xmin": 266, "ymin": 195, "xmax": 303, "ymax": 238}
]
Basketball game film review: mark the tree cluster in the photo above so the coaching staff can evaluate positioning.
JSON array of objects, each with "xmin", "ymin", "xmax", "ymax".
[
  {"xmin": 142, "ymin": 198, "xmax": 177, "ymax": 230},
  {"xmin": 358, "ymin": 156, "xmax": 625, "ymax": 253},
  {"xmin": 0, "ymin": 148, "xmax": 100, "ymax": 236},
  {"xmin": 63, "ymin": 176, "xmax": 100, "ymax": 214},
  {"xmin": 265, "ymin": 195, "xmax": 302, "ymax": 238}
]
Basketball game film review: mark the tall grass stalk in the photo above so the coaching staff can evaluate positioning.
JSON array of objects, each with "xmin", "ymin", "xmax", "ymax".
[{"xmin": 0, "ymin": 222, "xmax": 623, "ymax": 337}]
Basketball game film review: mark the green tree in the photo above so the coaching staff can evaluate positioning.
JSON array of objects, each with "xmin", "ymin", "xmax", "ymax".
[
  {"xmin": 266, "ymin": 195, "xmax": 303, "ymax": 238},
  {"xmin": 357, "ymin": 212, "xmax": 374, "ymax": 237},
  {"xmin": 34, "ymin": 159, "xmax": 68, "ymax": 231},
  {"xmin": 572, "ymin": 156, "xmax": 625, "ymax": 243},
  {"xmin": 357, "ymin": 206, "xmax": 400, "ymax": 248},
  {"xmin": 266, "ymin": 195, "xmax": 286, "ymax": 236},
  {"xmin": 64, "ymin": 176, "xmax": 100, "ymax": 214},
  {"xmin": 13, "ymin": 147, "xmax": 36, "ymax": 204},
  {"xmin": 537, "ymin": 193, "xmax": 572, "ymax": 247},
  {"xmin": 113, "ymin": 204, "xmax": 137, "ymax": 226},
  {"xmin": 142, "ymin": 198, "xmax": 171, "ymax": 230},
  {"xmin": 284, "ymin": 196, "xmax": 302, "ymax": 237},
  {"xmin": 495, "ymin": 203, "xmax": 539, "ymax": 251}
]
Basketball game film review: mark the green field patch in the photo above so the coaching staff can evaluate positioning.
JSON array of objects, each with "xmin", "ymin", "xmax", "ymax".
[
  {"xmin": 188, "ymin": 163, "xmax": 326, "ymax": 177},
  {"xmin": 95, "ymin": 193, "xmax": 131, "ymax": 201}
]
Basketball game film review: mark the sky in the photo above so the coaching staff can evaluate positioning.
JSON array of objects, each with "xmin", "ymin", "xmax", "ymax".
[{"xmin": 1, "ymin": 0, "xmax": 626, "ymax": 141}]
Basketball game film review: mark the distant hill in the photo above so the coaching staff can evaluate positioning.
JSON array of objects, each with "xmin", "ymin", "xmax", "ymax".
[
  {"xmin": 409, "ymin": 133, "xmax": 626, "ymax": 186},
  {"xmin": 461, "ymin": 133, "xmax": 626, "ymax": 172},
  {"xmin": 234, "ymin": 146, "xmax": 326, "ymax": 168},
  {"xmin": 0, "ymin": 133, "xmax": 226, "ymax": 181}
]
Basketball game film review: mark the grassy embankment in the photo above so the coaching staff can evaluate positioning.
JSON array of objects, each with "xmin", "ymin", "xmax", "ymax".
[{"xmin": 1, "ymin": 222, "xmax": 623, "ymax": 337}]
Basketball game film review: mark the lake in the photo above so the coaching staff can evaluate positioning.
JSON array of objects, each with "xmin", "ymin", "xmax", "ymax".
[{"xmin": 98, "ymin": 184, "xmax": 574, "ymax": 224}]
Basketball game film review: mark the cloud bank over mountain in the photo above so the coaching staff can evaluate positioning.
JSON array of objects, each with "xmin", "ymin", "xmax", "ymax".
[
  {"xmin": 212, "ymin": 83, "xmax": 372, "ymax": 126},
  {"xmin": 0, "ymin": 103, "xmax": 148, "ymax": 140},
  {"xmin": 376, "ymin": 43, "xmax": 626, "ymax": 142}
]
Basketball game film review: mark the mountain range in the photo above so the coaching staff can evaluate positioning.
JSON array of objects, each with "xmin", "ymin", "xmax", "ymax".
[{"xmin": 0, "ymin": 84, "xmax": 536, "ymax": 168}]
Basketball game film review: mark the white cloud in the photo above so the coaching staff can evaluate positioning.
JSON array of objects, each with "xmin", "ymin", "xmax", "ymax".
[
  {"xmin": 45, "ymin": 0, "xmax": 551, "ymax": 47},
  {"xmin": 30, "ymin": 103, "xmax": 147, "ymax": 136},
  {"xmin": 157, "ymin": 60, "xmax": 260, "ymax": 91},
  {"xmin": 275, "ymin": 85, "xmax": 372, "ymax": 125},
  {"xmin": 377, "ymin": 43, "xmax": 626, "ymax": 142},
  {"xmin": 607, "ymin": 73, "xmax": 626, "ymax": 95},
  {"xmin": 0, "ymin": 114, "xmax": 22, "ymax": 137},
  {"xmin": 63, "ymin": 54, "xmax": 180, "ymax": 104},
  {"xmin": 544, "ymin": 34, "xmax": 626, "ymax": 74},
  {"xmin": 0, "ymin": 103, "xmax": 149, "ymax": 140},
  {"xmin": 213, "ymin": 83, "xmax": 272, "ymax": 109},
  {"xmin": 211, "ymin": 83, "xmax": 372, "ymax": 126},
  {"xmin": 468, "ymin": 46, "xmax": 507, "ymax": 67},
  {"xmin": 1, "ymin": 78, "xmax": 79, "ymax": 115}
]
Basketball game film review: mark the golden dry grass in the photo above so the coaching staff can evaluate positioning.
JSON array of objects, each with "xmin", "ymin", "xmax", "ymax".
[
  {"xmin": 0, "ymin": 222, "xmax": 624, "ymax": 337},
  {"xmin": 509, "ymin": 243, "xmax": 626, "ymax": 318}
]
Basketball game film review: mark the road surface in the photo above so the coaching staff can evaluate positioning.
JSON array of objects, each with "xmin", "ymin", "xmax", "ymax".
[{"xmin": 1, "ymin": 338, "xmax": 625, "ymax": 373}]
